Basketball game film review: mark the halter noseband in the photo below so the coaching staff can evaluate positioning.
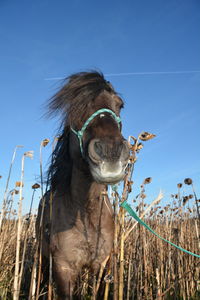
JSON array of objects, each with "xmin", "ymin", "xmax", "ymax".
[{"xmin": 71, "ymin": 108, "xmax": 121, "ymax": 155}]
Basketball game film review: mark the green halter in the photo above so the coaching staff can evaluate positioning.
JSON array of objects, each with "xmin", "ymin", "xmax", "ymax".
[{"xmin": 71, "ymin": 108, "xmax": 121, "ymax": 155}]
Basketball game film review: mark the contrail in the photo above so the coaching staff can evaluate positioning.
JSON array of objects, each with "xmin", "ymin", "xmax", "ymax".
[
  {"xmin": 44, "ymin": 70, "xmax": 200, "ymax": 80},
  {"xmin": 44, "ymin": 77, "xmax": 65, "ymax": 81},
  {"xmin": 105, "ymin": 70, "xmax": 200, "ymax": 76}
]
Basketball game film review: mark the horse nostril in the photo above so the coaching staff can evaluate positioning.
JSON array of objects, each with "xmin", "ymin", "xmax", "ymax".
[
  {"xmin": 88, "ymin": 139, "xmax": 102, "ymax": 164},
  {"xmin": 94, "ymin": 141, "xmax": 103, "ymax": 157}
]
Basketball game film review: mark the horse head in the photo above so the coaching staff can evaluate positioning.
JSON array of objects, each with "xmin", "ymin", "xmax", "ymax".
[{"xmin": 48, "ymin": 71, "xmax": 130, "ymax": 189}]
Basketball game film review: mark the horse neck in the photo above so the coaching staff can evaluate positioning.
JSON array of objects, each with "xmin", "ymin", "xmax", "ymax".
[{"xmin": 69, "ymin": 163, "xmax": 106, "ymax": 209}]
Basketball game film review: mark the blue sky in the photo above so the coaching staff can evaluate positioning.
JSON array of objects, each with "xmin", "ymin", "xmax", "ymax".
[{"xmin": 0, "ymin": 0, "xmax": 200, "ymax": 213}]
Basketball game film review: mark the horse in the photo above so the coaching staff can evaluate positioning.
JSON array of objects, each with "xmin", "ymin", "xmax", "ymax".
[{"xmin": 36, "ymin": 71, "xmax": 130, "ymax": 299}]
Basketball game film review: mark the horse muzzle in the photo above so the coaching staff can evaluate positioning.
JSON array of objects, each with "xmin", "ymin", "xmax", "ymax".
[{"xmin": 88, "ymin": 139, "xmax": 130, "ymax": 184}]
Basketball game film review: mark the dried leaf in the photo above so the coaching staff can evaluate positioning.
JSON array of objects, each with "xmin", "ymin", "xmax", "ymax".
[
  {"xmin": 127, "ymin": 181, "xmax": 133, "ymax": 193},
  {"xmin": 138, "ymin": 131, "xmax": 156, "ymax": 141},
  {"xmin": 15, "ymin": 181, "xmax": 24, "ymax": 187},
  {"xmin": 11, "ymin": 189, "xmax": 19, "ymax": 195},
  {"xmin": 41, "ymin": 138, "xmax": 50, "ymax": 147},
  {"xmin": 140, "ymin": 193, "xmax": 146, "ymax": 199},
  {"xmin": 143, "ymin": 177, "xmax": 152, "ymax": 184},
  {"xmin": 32, "ymin": 183, "xmax": 40, "ymax": 189},
  {"xmin": 136, "ymin": 142, "xmax": 143, "ymax": 153},
  {"xmin": 24, "ymin": 151, "xmax": 34, "ymax": 159}
]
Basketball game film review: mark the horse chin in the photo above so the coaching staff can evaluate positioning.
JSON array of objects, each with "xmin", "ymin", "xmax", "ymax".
[
  {"xmin": 94, "ymin": 175, "xmax": 124, "ymax": 185},
  {"xmin": 89, "ymin": 160, "xmax": 126, "ymax": 185}
]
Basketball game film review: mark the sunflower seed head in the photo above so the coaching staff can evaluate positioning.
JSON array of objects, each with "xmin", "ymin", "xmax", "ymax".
[{"xmin": 184, "ymin": 178, "xmax": 193, "ymax": 185}]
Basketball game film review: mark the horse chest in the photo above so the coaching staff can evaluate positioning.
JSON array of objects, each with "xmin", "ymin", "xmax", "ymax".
[
  {"xmin": 50, "ymin": 211, "xmax": 114, "ymax": 270},
  {"xmin": 81, "ymin": 213, "xmax": 114, "ymax": 265}
]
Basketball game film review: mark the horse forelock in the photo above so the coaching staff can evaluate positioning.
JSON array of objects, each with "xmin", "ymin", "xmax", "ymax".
[{"xmin": 47, "ymin": 71, "xmax": 117, "ymax": 128}]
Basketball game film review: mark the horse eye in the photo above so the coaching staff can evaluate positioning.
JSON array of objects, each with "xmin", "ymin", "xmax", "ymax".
[{"xmin": 100, "ymin": 114, "xmax": 105, "ymax": 118}]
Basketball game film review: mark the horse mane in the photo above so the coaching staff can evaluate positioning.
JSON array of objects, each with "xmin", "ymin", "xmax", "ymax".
[{"xmin": 47, "ymin": 71, "xmax": 117, "ymax": 192}]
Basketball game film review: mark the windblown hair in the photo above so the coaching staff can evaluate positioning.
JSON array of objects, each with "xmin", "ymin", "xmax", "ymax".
[
  {"xmin": 48, "ymin": 71, "xmax": 116, "ymax": 126},
  {"xmin": 47, "ymin": 71, "xmax": 117, "ymax": 191}
]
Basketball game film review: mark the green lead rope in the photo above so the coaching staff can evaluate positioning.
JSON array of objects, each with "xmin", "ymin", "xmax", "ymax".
[{"xmin": 120, "ymin": 200, "xmax": 200, "ymax": 259}]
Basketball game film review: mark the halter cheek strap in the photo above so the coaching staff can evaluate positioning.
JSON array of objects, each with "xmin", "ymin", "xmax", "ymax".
[{"xmin": 71, "ymin": 108, "xmax": 121, "ymax": 155}]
